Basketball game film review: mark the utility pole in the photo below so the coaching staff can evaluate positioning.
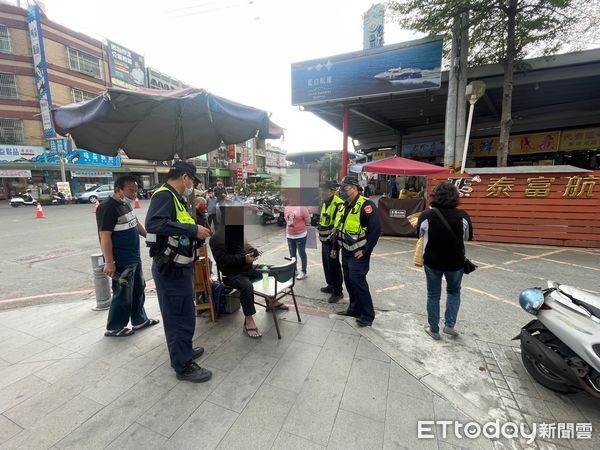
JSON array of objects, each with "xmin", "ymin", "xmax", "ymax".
[
  {"xmin": 443, "ymin": 16, "xmax": 460, "ymax": 169},
  {"xmin": 454, "ymin": 12, "xmax": 469, "ymax": 170}
]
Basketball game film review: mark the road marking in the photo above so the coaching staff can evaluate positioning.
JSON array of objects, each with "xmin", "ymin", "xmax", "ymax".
[
  {"xmin": 376, "ymin": 284, "xmax": 405, "ymax": 293},
  {"xmin": 504, "ymin": 249, "xmax": 566, "ymax": 265},
  {"xmin": 261, "ymin": 242, "xmax": 289, "ymax": 256},
  {"xmin": 371, "ymin": 250, "xmax": 413, "ymax": 257},
  {"xmin": 539, "ymin": 258, "xmax": 600, "ymax": 272},
  {"xmin": 465, "ymin": 287, "xmax": 519, "ymax": 309},
  {"xmin": 0, "ymin": 290, "xmax": 94, "ymax": 304},
  {"xmin": 468, "ymin": 242, "xmax": 511, "ymax": 253}
]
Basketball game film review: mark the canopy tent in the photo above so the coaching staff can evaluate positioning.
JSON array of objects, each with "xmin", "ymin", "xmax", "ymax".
[
  {"xmin": 52, "ymin": 87, "xmax": 284, "ymax": 161},
  {"xmin": 361, "ymin": 156, "xmax": 450, "ymax": 176}
]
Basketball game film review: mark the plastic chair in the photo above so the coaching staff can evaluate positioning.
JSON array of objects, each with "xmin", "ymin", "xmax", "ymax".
[{"xmin": 252, "ymin": 257, "xmax": 301, "ymax": 339}]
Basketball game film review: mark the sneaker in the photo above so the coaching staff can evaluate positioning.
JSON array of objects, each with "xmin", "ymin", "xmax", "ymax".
[
  {"xmin": 327, "ymin": 293, "xmax": 344, "ymax": 304},
  {"xmin": 424, "ymin": 326, "xmax": 441, "ymax": 341},
  {"xmin": 176, "ymin": 361, "xmax": 212, "ymax": 383},
  {"xmin": 320, "ymin": 286, "xmax": 333, "ymax": 293},
  {"xmin": 443, "ymin": 326, "xmax": 459, "ymax": 337},
  {"xmin": 296, "ymin": 272, "xmax": 307, "ymax": 280}
]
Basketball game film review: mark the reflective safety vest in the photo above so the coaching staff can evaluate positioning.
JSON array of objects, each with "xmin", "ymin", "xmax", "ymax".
[
  {"xmin": 318, "ymin": 195, "xmax": 344, "ymax": 243},
  {"xmin": 335, "ymin": 196, "xmax": 367, "ymax": 252},
  {"xmin": 146, "ymin": 186, "xmax": 197, "ymax": 267}
]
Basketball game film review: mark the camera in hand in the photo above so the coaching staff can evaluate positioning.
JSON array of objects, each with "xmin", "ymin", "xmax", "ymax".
[{"xmin": 245, "ymin": 248, "xmax": 259, "ymax": 257}]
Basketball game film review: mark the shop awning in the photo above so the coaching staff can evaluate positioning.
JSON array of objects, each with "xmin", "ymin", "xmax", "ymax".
[{"xmin": 210, "ymin": 169, "xmax": 230, "ymax": 177}]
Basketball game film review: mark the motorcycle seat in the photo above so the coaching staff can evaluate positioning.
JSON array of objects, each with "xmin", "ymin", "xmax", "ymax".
[{"xmin": 558, "ymin": 285, "xmax": 600, "ymax": 319}]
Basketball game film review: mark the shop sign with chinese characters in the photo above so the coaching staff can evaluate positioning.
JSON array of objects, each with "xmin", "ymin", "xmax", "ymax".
[{"xmin": 484, "ymin": 175, "xmax": 600, "ymax": 198}]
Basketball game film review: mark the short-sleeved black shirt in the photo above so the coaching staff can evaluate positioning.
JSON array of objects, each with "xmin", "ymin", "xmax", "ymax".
[{"xmin": 96, "ymin": 197, "xmax": 140, "ymax": 266}]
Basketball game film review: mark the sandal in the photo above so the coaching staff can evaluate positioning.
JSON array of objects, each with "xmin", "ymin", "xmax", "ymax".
[
  {"xmin": 132, "ymin": 319, "xmax": 160, "ymax": 330},
  {"xmin": 104, "ymin": 328, "xmax": 135, "ymax": 337},
  {"xmin": 266, "ymin": 302, "xmax": 289, "ymax": 312},
  {"xmin": 243, "ymin": 322, "xmax": 262, "ymax": 339}
]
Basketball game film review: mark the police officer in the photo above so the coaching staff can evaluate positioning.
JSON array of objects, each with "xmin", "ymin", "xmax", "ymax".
[
  {"xmin": 145, "ymin": 161, "xmax": 213, "ymax": 383},
  {"xmin": 333, "ymin": 175, "xmax": 381, "ymax": 327},
  {"xmin": 318, "ymin": 180, "xmax": 344, "ymax": 303}
]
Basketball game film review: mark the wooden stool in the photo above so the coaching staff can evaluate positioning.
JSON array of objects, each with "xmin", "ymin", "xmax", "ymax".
[{"xmin": 194, "ymin": 245, "xmax": 216, "ymax": 322}]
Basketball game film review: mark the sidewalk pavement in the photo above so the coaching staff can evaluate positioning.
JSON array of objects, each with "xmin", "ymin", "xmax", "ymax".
[
  {"xmin": 0, "ymin": 234, "xmax": 598, "ymax": 449},
  {"xmin": 0, "ymin": 295, "xmax": 480, "ymax": 450}
]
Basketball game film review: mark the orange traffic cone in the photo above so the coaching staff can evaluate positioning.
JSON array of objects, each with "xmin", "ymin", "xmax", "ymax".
[
  {"xmin": 93, "ymin": 199, "xmax": 99, "ymax": 213},
  {"xmin": 35, "ymin": 202, "xmax": 45, "ymax": 219},
  {"xmin": 134, "ymin": 196, "xmax": 141, "ymax": 209}
]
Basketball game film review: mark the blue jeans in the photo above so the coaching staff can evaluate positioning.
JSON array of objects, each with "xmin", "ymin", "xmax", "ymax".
[
  {"xmin": 424, "ymin": 265, "xmax": 464, "ymax": 333},
  {"xmin": 107, "ymin": 261, "xmax": 148, "ymax": 330},
  {"xmin": 288, "ymin": 236, "xmax": 307, "ymax": 273}
]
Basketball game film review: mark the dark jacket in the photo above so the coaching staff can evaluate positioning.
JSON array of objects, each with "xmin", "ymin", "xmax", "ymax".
[
  {"xmin": 209, "ymin": 228, "xmax": 253, "ymax": 276},
  {"xmin": 417, "ymin": 207, "xmax": 474, "ymax": 271}
]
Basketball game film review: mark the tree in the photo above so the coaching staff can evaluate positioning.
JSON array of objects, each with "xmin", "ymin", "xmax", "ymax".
[
  {"xmin": 388, "ymin": 0, "xmax": 600, "ymax": 166},
  {"xmin": 319, "ymin": 152, "xmax": 342, "ymax": 180}
]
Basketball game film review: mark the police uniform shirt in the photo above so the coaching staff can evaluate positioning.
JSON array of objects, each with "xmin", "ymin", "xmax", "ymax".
[
  {"xmin": 96, "ymin": 197, "xmax": 140, "ymax": 266},
  {"xmin": 145, "ymin": 184, "xmax": 198, "ymax": 240},
  {"xmin": 339, "ymin": 196, "xmax": 381, "ymax": 257}
]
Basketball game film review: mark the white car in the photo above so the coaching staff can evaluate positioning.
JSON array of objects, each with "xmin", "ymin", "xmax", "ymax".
[{"xmin": 75, "ymin": 184, "xmax": 114, "ymax": 203}]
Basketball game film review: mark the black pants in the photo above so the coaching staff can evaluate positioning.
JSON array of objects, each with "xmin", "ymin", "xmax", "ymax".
[
  {"xmin": 342, "ymin": 251, "xmax": 375, "ymax": 323},
  {"xmin": 152, "ymin": 263, "xmax": 195, "ymax": 374},
  {"xmin": 207, "ymin": 214, "xmax": 217, "ymax": 230},
  {"xmin": 321, "ymin": 241, "xmax": 343, "ymax": 296},
  {"xmin": 224, "ymin": 269, "xmax": 261, "ymax": 316}
]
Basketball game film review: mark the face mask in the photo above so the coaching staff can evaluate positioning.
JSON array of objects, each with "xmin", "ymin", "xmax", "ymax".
[
  {"xmin": 339, "ymin": 189, "xmax": 349, "ymax": 201},
  {"xmin": 183, "ymin": 186, "xmax": 194, "ymax": 197},
  {"xmin": 124, "ymin": 197, "xmax": 136, "ymax": 208}
]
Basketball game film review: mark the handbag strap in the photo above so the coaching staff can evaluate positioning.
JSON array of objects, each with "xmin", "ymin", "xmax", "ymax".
[{"xmin": 431, "ymin": 207, "xmax": 465, "ymax": 257}]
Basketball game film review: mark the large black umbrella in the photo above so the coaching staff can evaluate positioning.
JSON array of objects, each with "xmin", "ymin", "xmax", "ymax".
[{"xmin": 52, "ymin": 87, "xmax": 284, "ymax": 160}]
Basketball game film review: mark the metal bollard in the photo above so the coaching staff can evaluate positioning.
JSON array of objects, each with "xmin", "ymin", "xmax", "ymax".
[{"xmin": 91, "ymin": 253, "xmax": 111, "ymax": 311}]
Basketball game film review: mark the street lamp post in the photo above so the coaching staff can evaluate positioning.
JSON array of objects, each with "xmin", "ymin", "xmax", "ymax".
[{"xmin": 461, "ymin": 80, "xmax": 486, "ymax": 173}]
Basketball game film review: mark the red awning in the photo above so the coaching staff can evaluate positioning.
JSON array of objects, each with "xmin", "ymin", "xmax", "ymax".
[{"xmin": 362, "ymin": 156, "xmax": 450, "ymax": 176}]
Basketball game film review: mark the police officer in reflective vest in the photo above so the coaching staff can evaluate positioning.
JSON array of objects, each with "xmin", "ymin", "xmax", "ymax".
[
  {"xmin": 333, "ymin": 175, "xmax": 381, "ymax": 326},
  {"xmin": 145, "ymin": 161, "xmax": 213, "ymax": 383},
  {"xmin": 318, "ymin": 180, "xmax": 344, "ymax": 303}
]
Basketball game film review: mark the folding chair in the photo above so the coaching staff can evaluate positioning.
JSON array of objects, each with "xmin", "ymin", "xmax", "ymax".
[
  {"xmin": 252, "ymin": 258, "xmax": 301, "ymax": 339},
  {"xmin": 194, "ymin": 245, "xmax": 216, "ymax": 322}
]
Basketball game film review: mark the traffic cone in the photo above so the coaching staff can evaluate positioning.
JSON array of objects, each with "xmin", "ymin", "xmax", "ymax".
[
  {"xmin": 134, "ymin": 196, "xmax": 141, "ymax": 209},
  {"xmin": 35, "ymin": 202, "xmax": 45, "ymax": 219},
  {"xmin": 93, "ymin": 199, "xmax": 99, "ymax": 213}
]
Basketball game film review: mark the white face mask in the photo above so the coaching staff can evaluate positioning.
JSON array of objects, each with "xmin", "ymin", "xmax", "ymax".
[{"xmin": 124, "ymin": 196, "xmax": 136, "ymax": 208}]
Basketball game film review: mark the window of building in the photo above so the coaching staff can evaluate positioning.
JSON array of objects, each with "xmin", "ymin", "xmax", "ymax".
[
  {"xmin": 71, "ymin": 88, "xmax": 97, "ymax": 103},
  {"xmin": 0, "ymin": 119, "xmax": 24, "ymax": 145},
  {"xmin": 67, "ymin": 47, "xmax": 103, "ymax": 79},
  {"xmin": 0, "ymin": 25, "xmax": 11, "ymax": 53},
  {"xmin": 0, "ymin": 73, "xmax": 17, "ymax": 98}
]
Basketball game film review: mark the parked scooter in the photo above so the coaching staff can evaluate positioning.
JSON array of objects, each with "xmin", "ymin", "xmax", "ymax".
[
  {"xmin": 515, "ymin": 281, "xmax": 600, "ymax": 397},
  {"xmin": 9, "ymin": 191, "xmax": 37, "ymax": 207},
  {"xmin": 52, "ymin": 192, "xmax": 66, "ymax": 205}
]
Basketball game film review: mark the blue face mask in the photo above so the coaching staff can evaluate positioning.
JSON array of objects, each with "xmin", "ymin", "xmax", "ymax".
[{"xmin": 339, "ymin": 189, "xmax": 349, "ymax": 201}]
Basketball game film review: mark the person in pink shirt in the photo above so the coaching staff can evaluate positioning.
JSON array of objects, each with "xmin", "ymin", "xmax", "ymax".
[{"xmin": 284, "ymin": 204, "xmax": 311, "ymax": 280}]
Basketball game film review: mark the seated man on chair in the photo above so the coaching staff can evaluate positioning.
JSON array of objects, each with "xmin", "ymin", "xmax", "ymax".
[{"xmin": 209, "ymin": 206, "xmax": 288, "ymax": 339}]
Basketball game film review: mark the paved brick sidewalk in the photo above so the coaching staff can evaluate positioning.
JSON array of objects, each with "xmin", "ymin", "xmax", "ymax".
[{"xmin": 0, "ymin": 296, "xmax": 480, "ymax": 450}]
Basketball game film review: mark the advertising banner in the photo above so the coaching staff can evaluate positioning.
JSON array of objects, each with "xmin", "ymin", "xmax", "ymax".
[
  {"xmin": 469, "ymin": 132, "xmax": 560, "ymax": 158},
  {"xmin": 291, "ymin": 36, "xmax": 443, "ymax": 105},
  {"xmin": 56, "ymin": 181, "xmax": 72, "ymax": 198},
  {"xmin": 559, "ymin": 127, "xmax": 600, "ymax": 151},
  {"xmin": 363, "ymin": 4, "xmax": 385, "ymax": 50},
  {"xmin": 402, "ymin": 141, "xmax": 444, "ymax": 158},
  {"xmin": 0, "ymin": 144, "xmax": 120, "ymax": 168},
  {"xmin": 26, "ymin": 5, "xmax": 55, "ymax": 137},
  {"xmin": 0, "ymin": 170, "xmax": 31, "ymax": 178},
  {"xmin": 107, "ymin": 40, "xmax": 146, "ymax": 89},
  {"xmin": 146, "ymin": 67, "xmax": 189, "ymax": 91}
]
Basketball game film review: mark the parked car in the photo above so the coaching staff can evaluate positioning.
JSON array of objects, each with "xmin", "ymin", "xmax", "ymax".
[
  {"xmin": 140, "ymin": 183, "xmax": 162, "ymax": 199},
  {"xmin": 75, "ymin": 184, "xmax": 114, "ymax": 203}
]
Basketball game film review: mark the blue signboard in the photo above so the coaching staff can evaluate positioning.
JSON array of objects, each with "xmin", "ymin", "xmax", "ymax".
[
  {"xmin": 363, "ymin": 4, "xmax": 385, "ymax": 50},
  {"xmin": 291, "ymin": 36, "xmax": 443, "ymax": 106},
  {"xmin": 48, "ymin": 138, "xmax": 72, "ymax": 154},
  {"xmin": 402, "ymin": 141, "xmax": 444, "ymax": 158},
  {"xmin": 29, "ymin": 149, "xmax": 121, "ymax": 167},
  {"xmin": 27, "ymin": 5, "xmax": 55, "ymax": 137}
]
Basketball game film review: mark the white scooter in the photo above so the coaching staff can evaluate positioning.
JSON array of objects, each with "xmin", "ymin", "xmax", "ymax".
[
  {"xmin": 515, "ymin": 281, "xmax": 600, "ymax": 397},
  {"xmin": 9, "ymin": 192, "xmax": 37, "ymax": 207}
]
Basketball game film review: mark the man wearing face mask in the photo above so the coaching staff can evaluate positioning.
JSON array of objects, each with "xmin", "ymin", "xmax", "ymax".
[
  {"xmin": 96, "ymin": 175, "xmax": 158, "ymax": 338},
  {"xmin": 145, "ymin": 161, "xmax": 213, "ymax": 383},
  {"xmin": 333, "ymin": 175, "xmax": 381, "ymax": 327}
]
